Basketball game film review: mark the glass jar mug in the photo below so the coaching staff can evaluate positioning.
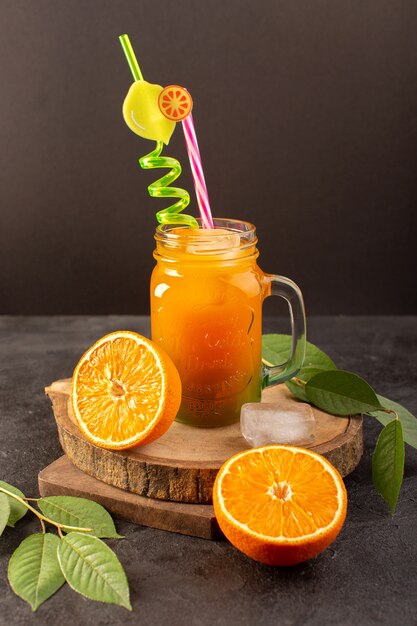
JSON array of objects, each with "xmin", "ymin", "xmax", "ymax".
[{"xmin": 151, "ymin": 218, "xmax": 306, "ymax": 428}]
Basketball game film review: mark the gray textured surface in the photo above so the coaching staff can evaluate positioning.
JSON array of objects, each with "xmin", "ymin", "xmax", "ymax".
[{"xmin": 0, "ymin": 316, "xmax": 416, "ymax": 625}]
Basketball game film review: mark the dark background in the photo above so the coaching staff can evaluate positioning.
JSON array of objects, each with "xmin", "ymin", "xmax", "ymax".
[{"xmin": 0, "ymin": 0, "xmax": 416, "ymax": 315}]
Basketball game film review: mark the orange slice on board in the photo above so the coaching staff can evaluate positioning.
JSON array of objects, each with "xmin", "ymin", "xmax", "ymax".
[
  {"xmin": 72, "ymin": 331, "xmax": 181, "ymax": 450},
  {"xmin": 213, "ymin": 446, "xmax": 347, "ymax": 566},
  {"xmin": 158, "ymin": 85, "xmax": 193, "ymax": 121}
]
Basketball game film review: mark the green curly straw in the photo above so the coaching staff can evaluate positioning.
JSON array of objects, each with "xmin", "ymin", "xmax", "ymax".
[{"xmin": 119, "ymin": 34, "xmax": 198, "ymax": 228}]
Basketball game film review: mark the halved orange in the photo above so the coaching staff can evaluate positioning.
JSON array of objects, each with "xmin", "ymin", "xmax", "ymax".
[
  {"xmin": 213, "ymin": 446, "xmax": 347, "ymax": 566},
  {"xmin": 158, "ymin": 85, "xmax": 193, "ymax": 121},
  {"xmin": 72, "ymin": 331, "xmax": 181, "ymax": 450}
]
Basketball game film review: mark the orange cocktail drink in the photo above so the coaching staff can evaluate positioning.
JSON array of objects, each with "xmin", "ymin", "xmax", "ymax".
[
  {"xmin": 151, "ymin": 218, "xmax": 306, "ymax": 428},
  {"xmin": 151, "ymin": 220, "xmax": 263, "ymax": 427}
]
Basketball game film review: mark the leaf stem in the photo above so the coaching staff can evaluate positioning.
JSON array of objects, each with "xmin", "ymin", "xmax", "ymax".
[
  {"xmin": 0, "ymin": 486, "xmax": 92, "ymax": 533},
  {"xmin": 382, "ymin": 408, "xmax": 399, "ymax": 420},
  {"xmin": 291, "ymin": 376, "xmax": 306, "ymax": 388}
]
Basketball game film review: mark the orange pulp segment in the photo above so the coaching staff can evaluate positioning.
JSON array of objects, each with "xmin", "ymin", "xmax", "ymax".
[
  {"xmin": 213, "ymin": 446, "xmax": 347, "ymax": 566},
  {"xmin": 72, "ymin": 331, "xmax": 182, "ymax": 450}
]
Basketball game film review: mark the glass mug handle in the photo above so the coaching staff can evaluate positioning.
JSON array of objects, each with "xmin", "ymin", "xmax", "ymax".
[{"xmin": 261, "ymin": 273, "xmax": 307, "ymax": 388}]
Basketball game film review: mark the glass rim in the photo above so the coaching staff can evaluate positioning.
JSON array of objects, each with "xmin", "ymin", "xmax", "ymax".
[
  {"xmin": 154, "ymin": 218, "xmax": 258, "ymax": 258},
  {"xmin": 155, "ymin": 217, "xmax": 257, "ymax": 243}
]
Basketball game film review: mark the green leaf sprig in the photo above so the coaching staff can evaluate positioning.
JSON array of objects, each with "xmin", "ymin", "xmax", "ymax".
[
  {"xmin": 262, "ymin": 334, "xmax": 416, "ymax": 514},
  {"xmin": 0, "ymin": 482, "xmax": 131, "ymax": 612}
]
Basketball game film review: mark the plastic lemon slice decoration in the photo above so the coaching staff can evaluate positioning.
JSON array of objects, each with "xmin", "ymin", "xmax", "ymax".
[
  {"xmin": 123, "ymin": 81, "xmax": 176, "ymax": 144},
  {"xmin": 72, "ymin": 331, "xmax": 182, "ymax": 450},
  {"xmin": 158, "ymin": 85, "xmax": 193, "ymax": 121}
]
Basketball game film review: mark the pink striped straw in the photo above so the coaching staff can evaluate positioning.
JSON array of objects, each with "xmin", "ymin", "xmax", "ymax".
[{"xmin": 182, "ymin": 113, "xmax": 214, "ymax": 229}]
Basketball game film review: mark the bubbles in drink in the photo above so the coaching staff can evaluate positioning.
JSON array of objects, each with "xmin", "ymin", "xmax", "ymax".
[
  {"xmin": 187, "ymin": 228, "xmax": 240, "ymax": 253},
  {"xmin": 168, "ymin": 227, "xmax": 241, "ymax": 254}
]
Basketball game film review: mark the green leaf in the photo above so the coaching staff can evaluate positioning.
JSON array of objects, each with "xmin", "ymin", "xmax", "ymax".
[
  {"xmin": 8, "ymin": 533, "xmax": 65, "ymax": 611},
  {"xmin": 372, "ymin": 420, "xmax": 404, "ymax": 514},
  {"xmin": 0, "ymin": 493, "xmax": 10, "ymax": 536},
  {"xmin": 286, "ymin": 380, "xmax": 308, "ymax": 402},
  {"xmin": 286, "ymin": 367, "xmax": 328, "ymax": 402},
  {"xmin": 58, "ymin": 532, "xmax": 131, "ymax": 610},
  {"xmin": 0, "ymin": 481, "xmax": 27, "ymax": 527},
  {"xmin": 305, "ymin": 370, "xmax": 384, "ymax": 416},
  {"xmin": 369, "ymin": 396, "xmax": 417, "ymax": 451},
  {"xmin": 38, "ymin": 496, "xmax": 122, "ymax": 538},
  {"xmin": 262, "ymin": 334, "xmax": 336, "ymax": 378}
]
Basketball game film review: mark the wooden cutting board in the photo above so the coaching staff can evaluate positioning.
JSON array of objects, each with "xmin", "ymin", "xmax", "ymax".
[{"xmin": 41, "ymin": 378, "xmax": 363, "ymax": 539}]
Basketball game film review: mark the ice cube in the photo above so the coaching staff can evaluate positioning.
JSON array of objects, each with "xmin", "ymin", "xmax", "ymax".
[
  {"xmin": 240, "ymin": 402, "xmax": 316, "ymax": 448},
  {"xmin": 185, "ymin": 228, "xmax": 241, "ymax": 253}
]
